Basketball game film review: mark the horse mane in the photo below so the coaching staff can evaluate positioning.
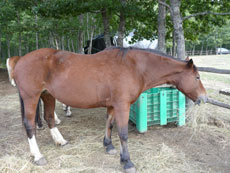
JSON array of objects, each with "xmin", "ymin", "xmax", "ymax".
[
  {"xmin": 106, "ymin": 46, "xmax": 183, "ymax": 61},
  {"xmin": 106, "ymin": 47, "xmax": 197, "ymax": 71}
]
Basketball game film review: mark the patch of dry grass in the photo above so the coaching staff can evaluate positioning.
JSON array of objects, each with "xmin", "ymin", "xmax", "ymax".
[{"xmin": 0, "ymin": 97, "xmax": 206, "ymax": 173}]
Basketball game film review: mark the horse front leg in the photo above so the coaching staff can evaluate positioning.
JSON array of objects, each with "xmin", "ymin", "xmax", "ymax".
[
  {"xmin": 36, "ymin": 99, "xmax": 61, "ymax": 130},
  {"xmin": 19, "ymin": 95, "xmax": 47, "ymax": 165},
  {"xmin": 41, "ymin": 92, "xmax": 68, "ymax": 146},
  {"xmin": 114, "ymin": 103, "xmax": 136, "ymax": 173},
  {"xmin": 103, "ymin": 107, "xmax": 117, "ymax": 154}
]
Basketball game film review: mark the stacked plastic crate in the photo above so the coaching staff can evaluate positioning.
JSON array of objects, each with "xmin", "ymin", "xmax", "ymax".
[{"xmin": 130, "ymin": 87, "xmax": 186, "ymax": 133}]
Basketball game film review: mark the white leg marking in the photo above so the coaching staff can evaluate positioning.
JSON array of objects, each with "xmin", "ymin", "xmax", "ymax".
[
  {"xmin": 28, "ymin": 135, "xmax": 43, "ymax": 161},
  {"xmin": 11, "ymin": 79, "xmax": 16, "ymax": 86},
  {"xmin": 62, "ymin": 104, "xmax": 67, "ymax": 111},
  {"xmin": 54, "ymin": 112, "xmax": 61, "ymax": 125},
  {"xmin": 50, "ymin": 127, "xmax": 68, "ymax": 146},
  {"xmin": 66, "ymin": 106, "xmax": 72, "ymax": 117}
]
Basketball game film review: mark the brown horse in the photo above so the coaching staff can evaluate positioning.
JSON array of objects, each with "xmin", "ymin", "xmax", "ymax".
[{"xmin": 13, "ymin": 47, "xmax": 207, "ymax": 173}]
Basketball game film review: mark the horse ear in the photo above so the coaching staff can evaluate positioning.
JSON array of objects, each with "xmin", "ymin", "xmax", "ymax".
[
  {"xmin": 187, "ymin": 59, "xmax": 193, "ymax": 68},
  {"xmin": 185, "ymin": 56, "xmax": 189, "ymax": 61}
]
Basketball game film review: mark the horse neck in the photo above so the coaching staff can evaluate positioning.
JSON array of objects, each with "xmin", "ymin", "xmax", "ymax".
[{"xmin": 133, "ymin": 52, "xmax": 185, "ymax": 91}]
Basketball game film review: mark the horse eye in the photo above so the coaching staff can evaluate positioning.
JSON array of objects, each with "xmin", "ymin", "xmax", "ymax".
[{"xmin": 196, "ymin": 76, "xmax": 200, "ymax": 80}]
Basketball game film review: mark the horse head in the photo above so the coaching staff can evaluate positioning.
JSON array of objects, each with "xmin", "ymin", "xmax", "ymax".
[{"xmin": 176, "ymin": 58, "xmax": 207, "ymax": 105}]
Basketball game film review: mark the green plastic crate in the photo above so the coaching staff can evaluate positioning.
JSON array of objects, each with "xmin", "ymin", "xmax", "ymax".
[{"xmin": 129, "ymin": 87, "xmax": 186, "ymax": 133}]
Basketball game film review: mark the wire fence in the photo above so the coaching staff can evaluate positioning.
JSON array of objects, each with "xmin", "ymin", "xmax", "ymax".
[{"xmin": 186, "ymin": 50, "xmax": 217, "ymax": 56}]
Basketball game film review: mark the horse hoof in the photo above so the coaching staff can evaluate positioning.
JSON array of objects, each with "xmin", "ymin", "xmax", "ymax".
[
  {"xmin": 55, "ymin": 140, "xmax": 68, "ymax": 146},
  {"xmin": 125, "ymin": 167, "xmax": 136, "ymax": 173},
  {"xmin": 34, "ymin": 157, "xmax": 47, "ymax": 166},
  {"xmin": 55, "ymin": 119, "xmax": 61, "ymax": 125},
  {"xmin": 61, "ymin": 140, "xmax": 68, "ymax": 146},
  {"xmin": 65, "ymin": 112, "xmax": 72, "ymax": 117},
  {"xmin": 105, "ymin": 143, "xmax": 117, "ymax": 155},
  {"xmin": 106, "ymin": 148, "xmax": 117, "ymax": 155},
  {"xmin": 36, "ymin": 126, "xmax": 45, "ymax": 130}
]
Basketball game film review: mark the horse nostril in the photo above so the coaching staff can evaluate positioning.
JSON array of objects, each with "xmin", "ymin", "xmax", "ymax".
[
  {"xmin": 195, "ymin": 99, "xmax": 201, "ymax": 105},
  {"xmin": 199, "ymin": 95, "xmax": 208, "ymax": 104}
]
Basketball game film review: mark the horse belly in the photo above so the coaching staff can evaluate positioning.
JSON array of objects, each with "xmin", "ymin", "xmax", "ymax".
[{"xmin": 47, "ymin": 78, "xmax": 110, "ymax": 108}]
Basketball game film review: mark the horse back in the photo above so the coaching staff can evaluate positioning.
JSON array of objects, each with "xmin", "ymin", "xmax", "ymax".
[{"xmin": 14, "ymin": 48, "xmax": 144, "ymax": 108}]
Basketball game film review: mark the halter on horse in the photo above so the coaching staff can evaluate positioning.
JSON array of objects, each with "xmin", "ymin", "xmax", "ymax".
[{"xmin": 12, "ymin": 47, "xmax": 207, "ymax": 173}]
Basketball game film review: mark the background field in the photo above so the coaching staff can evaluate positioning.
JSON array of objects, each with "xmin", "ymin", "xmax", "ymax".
[{"xmin": 0, "ymin": 54, "xmax": 229, "ymax": 173}]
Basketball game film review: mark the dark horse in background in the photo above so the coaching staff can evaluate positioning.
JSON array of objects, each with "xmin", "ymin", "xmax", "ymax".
[{"xmin": 12, "ymin": 47, "xmax": 207, "ymax": 173}]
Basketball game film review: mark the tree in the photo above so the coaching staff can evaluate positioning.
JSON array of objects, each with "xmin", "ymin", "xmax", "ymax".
[
  {"xmin": 158, "ymin": 0, "xmax": 230, "ymax": 59},
  {"xmin": 157, "ymin": 0, "xmax": 166, "ymax": 53}
]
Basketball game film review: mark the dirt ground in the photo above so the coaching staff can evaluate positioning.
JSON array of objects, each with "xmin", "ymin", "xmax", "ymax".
[{"xmin": 0, "ymin": 65, "xmax": 230, "ymax": 173}]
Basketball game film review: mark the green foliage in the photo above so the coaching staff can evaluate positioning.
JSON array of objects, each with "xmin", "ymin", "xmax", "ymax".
[{"xmin": 0, "ymin": 0, "xmax": 230, "ymax": 64}]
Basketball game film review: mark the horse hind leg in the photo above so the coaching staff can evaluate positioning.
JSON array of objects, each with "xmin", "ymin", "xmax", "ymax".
[
  {"xmin": 103, "ymin": 107, "xmax": 117, "ymax": 155},
  {"xmin": 41, "ymin": 92, "xmax": 67, "ymax": 146},
  {"xmin": 19, "ymin": 94, "xmax": 47, "ymax": 165}
]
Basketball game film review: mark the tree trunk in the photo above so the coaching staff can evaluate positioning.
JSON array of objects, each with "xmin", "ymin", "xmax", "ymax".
[
  {"xmin": 200, "ymin": 42, "xmax": 203, "ymax": 55},
  {"xmin": 6, "ymin": 34, "xmax": 11, "ymax": 58},
  {"xmin": 77, "ymin": 15, "xmax": 84, "ymax": 54},
  {"xmin": 61, "ymin": 36, "xmax": 65, "ymax": 50},
  {"xmin": 101, "ymin": 8, "xmax": 111, "ymax": 48},
  {"xmin": 36, "ymin": 32, "xmax": 39, "ymax": 50},
  {"xmin": 26, "ymin": 39, "xmax": 29, "ymax": 53},
  {"xmin": 0, "ymin": 31, "xmax": 2, "ymax": 60},
  {"xmin": 35, "ymin": 14, "xmax": 39, "ymax": 50},
  {"xmin": 71, "ymin": 39, "xmax": 75, "ymax": 52},
  {"xmin": 192, "ymin": 45, "xmax": 195, "ymax": 55},
  {"xmin": 54, "ymin": 34, "xmax": 59, "ymax": 50},
  {"xmin": 17, "ymin": 12, "xmax": 22, "ymax": 56},
  {"xmin": 117, "ymin": 0, "xmax": 126, "ymax": 47},
  {"xmin": 86, "ymin": 13, "xmax": 90, "ymax": 41},
  {"xmin": 88, "ymin": 27, "xmax": 95, "ymax": 54},
  {"xmin": 18, "ymin": 32, "xmax": 22, "ymax": 56},
  {"xmin": 49, "ymin": 33, "xmax": 55, "ymax": 48},
  {"xmin": 169, "ymin": 0, "xmax": 185, "ymax": 59},
  {"xmin": 157, "ymin": 0, "xmax": 166, "ymax": 53},
  {"xmin": 172, "ymin": 30, "xmax": 176, "ymax": 57},
  {"xmin": 49, "ymin": 35, "xmax": 52, "ymax": 48},
  {"xmin": 67, "ymin": 38, "xmax": 71, "ymax": 51}
]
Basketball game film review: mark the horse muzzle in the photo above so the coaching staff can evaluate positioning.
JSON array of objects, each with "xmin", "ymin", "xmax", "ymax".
[{"xmin": 195, "ymin": 95, "xmax": 208, "ymax": 105}]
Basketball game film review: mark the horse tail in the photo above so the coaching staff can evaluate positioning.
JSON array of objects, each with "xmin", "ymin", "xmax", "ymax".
[
  {"xmin": 19, "ymin": 92, "xmax": 43, "ymax": 129},
  {"xmin": 36, "ymin": 99, "xmax": 44, "ymax": 129},
  {"xmin": 18, "ymin": 93, "xmax": 25, "ymax": 123},
  {"xmin": 6, "ymin": 56, "xmax": 20, "ymax": 87}
]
